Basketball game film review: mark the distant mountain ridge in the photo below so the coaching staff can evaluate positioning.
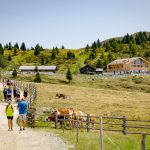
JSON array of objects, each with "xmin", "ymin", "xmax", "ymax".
[{"xmin": 101, "ymin": 31, "xmax": 150, "ymax": 44}]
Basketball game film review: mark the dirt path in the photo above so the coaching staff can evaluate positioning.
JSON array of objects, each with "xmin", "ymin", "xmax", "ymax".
[{"xmin": 0, "ymin": 84, "xmax": 72, "ymax": 150}]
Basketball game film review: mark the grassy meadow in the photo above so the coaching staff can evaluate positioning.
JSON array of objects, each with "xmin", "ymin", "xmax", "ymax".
[{"xmin": 28, "ymin": 74, "xmax": 150, "ymax": 150}]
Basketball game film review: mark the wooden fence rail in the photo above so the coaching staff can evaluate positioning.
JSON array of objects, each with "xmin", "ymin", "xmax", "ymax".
[
  {"xmin": 1, "ymin": 78, "xmax": 37, "ymax": 127},
  {"xmin": 42, "ymin": 113, "xmax": 150, "ymax": 150}
]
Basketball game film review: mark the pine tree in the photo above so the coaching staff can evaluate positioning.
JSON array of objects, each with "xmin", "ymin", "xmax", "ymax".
[
  {"xmin": 96, "ymin": 59, "xmax": 103, "ymax": 68},
  {"xmin": 61, "ymin": 45, "xmax": 65, "ymax": 49},
  {"xmin": 111, "ymin": 39, "xmax": 119, "ymax": 52},
  {"xmin": 55, "ymin": 47, "xmax": 59, "ymax": 54},
  {"xmin": 14, "ymin": 42, "xmax": 19, "ymax": 49},
  {"xmin": 34, "ymin": 44, "xmax": 40, "ymax": 56},
  {"xmin": 135, "ymin": 34, "xmax": 141, "ymax": 45},
  {"xmin": 143, "ymin": 32, "xmax": 148, "ymax": 41},
  {"xmin": 34, "ymin": 72, "xmax": 41, "ymax": 82},
  {"xmin": 0, "ymin": 43, "xmax": 4, "ymax": 55},
  {"xmin": 130, "ymin": 35, "xmax": 136, "ymax": 44},
  {"xmin": 12, "ymin": 68, "xmax": 17, "ymax": 78},
  {"xmin": 34, "ymin": 66, "xmax": 41, "ymax": 82},
  {"xmin": 5, "ymin": 43, "xmax": 9, "ymax": 49},
  {"xmin": 41, "ymin": 55, "xmax": 45, "ymax": 65},
  {"xmin": 20, "ymin": 42, "xmax": 26, "ymax": 51},
  {"xmin": 67, "ymin": 51, "xmax": 75, "ymax": 59},
  {"xmin": 121, "ymin": 33, "xmax": 130, "ymax": 44},
  {"xmin": 13, "ymin": 47, "xmax": 17, "ymax": 56},
  {"xmin": 91, "ymin": 41, "xmax": 97, "ymax": 50},
  {"xmin": 103, "ymin": 58, "xmax": 108, "ymax": 70},
  {"xmin": 100, "ymin": 51, "xmax": 104, "ymax": 59},
  {"xmin": 105, "ymin": 42, "xmax": 112, "ymax": 51},
  {"xmin": 129, "ymin": 43, "xmax": 137, "ymax": 57},
  {"xmin": 8, "ymin": 42, "xmax": 12, "ymax": 50},
  {"xmin": 34, "ymin": 66, "xmax": 38, "ymax": 72},
  {"xmin": 97, "ymin": 39, "xmax": 101, "ymax": 48},
  {"xmin": 107, "ymin": 52, "xmax": 114, "ymax": 63},
  {"xmin": 51, "ymin": 48, "xmax": 57, "ymax": 59},
  {"xmin": 85, "ymin": 44, "xmax": 90, "ymax": 53},
  {"xmin": 7, "ymin": 53, "xmax": 11, "ymax": 61},
  {"xmin": 126, "ymin": 33, "xmax": 130, "ymax": 44},
  {"xmin": 66, "ymin": 68, "xmax": 72, "ymax": 83},
  {"xmin": 89, "ymin": 52, "xmax": 96, "ymax": 59},
  {"xmin": 149, "ymin": 35, "xmax": 150, "ymax": 41}
]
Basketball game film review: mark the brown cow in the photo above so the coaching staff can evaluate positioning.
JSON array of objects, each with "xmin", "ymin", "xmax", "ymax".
[
  {"xmin": 55, "ymin": 93, "xmax": 72, "ymax": 99},
  {"xmin": 47, "ymin": 108, "xmax": 73, "ymax": 127},
  {"xmin": 89, "ymin": 114, "xmax": 97, "ymax": 129}
]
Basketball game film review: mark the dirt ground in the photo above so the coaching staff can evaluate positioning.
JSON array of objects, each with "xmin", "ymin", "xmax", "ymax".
[{"xmin": 0, "ymin": 84, "xmax": 73, "ymax": 150}]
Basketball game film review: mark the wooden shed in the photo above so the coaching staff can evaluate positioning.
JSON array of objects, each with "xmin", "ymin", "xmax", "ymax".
[{"xmin": 79, "ymin": 65, "xmax": 96, "ymax": 74}]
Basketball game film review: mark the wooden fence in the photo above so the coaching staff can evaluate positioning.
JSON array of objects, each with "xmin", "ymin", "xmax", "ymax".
[
  {"xmin": 2, "ymin": 78, "xmax": 37, "ymax": 127},
  {"xmin": 43, "ymin": 113, "xmax": 150, "ymax": 150}
]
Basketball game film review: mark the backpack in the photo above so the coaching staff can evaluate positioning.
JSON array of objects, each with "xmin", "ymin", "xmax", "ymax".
[{"xmin": 3, "ymin": 88, "xmax": 7, "ymax": 94}]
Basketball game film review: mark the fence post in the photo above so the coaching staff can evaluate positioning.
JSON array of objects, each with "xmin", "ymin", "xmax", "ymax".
[
  {"xmin": 87, "ymin": 114, "xmax": 90, "ymax": 132},
  {"xmin": 76, "ymin": 117, "xmax": 79, "ymax": 143},
  {"xmin": 55, "ymin": 112, "xmax": 58, "ymax": 129},
  {"xmin": 100, "ymin": 114, "xmax": 104, "ymax": 150},
  {"xmin": 141, "ymin": 133, "xmax": 146, "ymax": 150},
  {"xmin": 63, "ymin": 115, "xmax": 66, "ymax": 133},
  {"xmin": 122, "ymin": 115, "xmax": 126, "ymax": 135},
  {"xmin": 29, "ymin": 95, "xmax": 32, "ymax": 108}
]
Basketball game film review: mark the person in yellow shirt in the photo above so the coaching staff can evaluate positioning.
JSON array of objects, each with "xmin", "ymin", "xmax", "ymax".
[{"xmin": 5, "ymin": 100, "xmax": 14, "ymax": 131}]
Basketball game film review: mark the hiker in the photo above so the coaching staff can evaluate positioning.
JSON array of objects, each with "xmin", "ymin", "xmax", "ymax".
[
  {"xmin": 2, "ymin": 79, "xmax": 5, "ymax": 87},
  {"xmin": 7, "ymin": 87, "xmax": 12, "ymax": 101},
  {"xmin": 5, "ymin": 100, "xmax": 14, "ymax": 131},
  {"xmin": 17, "ymin": 98, "xmax": 28, "ymax": 131},
  {"xmin": 3, "ymin": 86, "xmax": 7, "ymax": 101},
  {"xmin": 16, "ymin": 88, "xmax": 20, "ymax": 103},
  {"xmin": 7, "ymin": 79, "xmax": 11, "ymax": 86},
  {"xmin": 23, "ymin": 87, "xmax": 28, "ymax": 99},
  {"xmin": 13, "ymin": 84, "xmax": 17, "ymax": 100}
]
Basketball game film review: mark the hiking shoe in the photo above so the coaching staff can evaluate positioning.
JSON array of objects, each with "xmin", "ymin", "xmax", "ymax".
[
  {"xmin": 23, "ymin": 128, "xmax": 26, "ymax": 130},
  {"xmin": 19, "ymin": 128, "xmax": 22, "ymax": 131}
]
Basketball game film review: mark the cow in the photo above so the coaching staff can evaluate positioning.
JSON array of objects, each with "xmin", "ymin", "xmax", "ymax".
[
  {"xmin": 47, "ymin": 108, "xmax": 73, "ymax": 128},
  {"xmin": 88, "ymin": 114, "xmax": 97, "ymax": 129},
  {"xmin": 55, "ymin": 93, "xmax": 72, "ymax": 99},
  {"xmin": 71, "ymin": 110, "xmax": 86, "ymax": 129}
]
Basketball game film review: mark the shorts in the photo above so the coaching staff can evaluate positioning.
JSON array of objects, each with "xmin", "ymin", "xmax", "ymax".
[
  {"xmin": 7, "ymin": 116, "xmax": 13, "ymax": 120},
  {"xmin": 19, "ymin": 114, "xmax": 27, "ymax": 122}
]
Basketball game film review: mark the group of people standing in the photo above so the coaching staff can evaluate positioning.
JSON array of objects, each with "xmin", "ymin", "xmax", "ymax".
[
  {"xmin": 2, "ymin": 80, "xmax": 28, "ymax": 131},
  {"xmin": 5, "ymin": 98, "xmax": 28, "ymax": 131}
]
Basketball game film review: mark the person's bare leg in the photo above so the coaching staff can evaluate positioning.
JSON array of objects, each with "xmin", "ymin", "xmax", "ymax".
[
  {"xmin": 22, "ymin": 121, "xmax": 26, "ymax": 130},
  {"xmin": 10, "ymin": 120, "xmax": 13, "ymax": 130},
  {"xmin": 20, "ymin": 121, "xmax": 22, "ymax": 130},
  {"xmin": 8, "ymin": 120, "xmax": 11, "ymax": 130}
]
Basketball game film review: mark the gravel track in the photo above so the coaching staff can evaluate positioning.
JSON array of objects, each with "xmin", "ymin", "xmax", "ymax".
[{"xmin": 0, "ymin": 84, "xmax": 72, "ymax": 150}]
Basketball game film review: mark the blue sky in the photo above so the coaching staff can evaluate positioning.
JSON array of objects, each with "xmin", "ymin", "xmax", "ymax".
[{"xmin": 0, "ymin": 0, "xmax": 150, "ymax": 49}]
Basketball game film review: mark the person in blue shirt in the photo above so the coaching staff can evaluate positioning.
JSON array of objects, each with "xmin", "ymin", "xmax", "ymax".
[
  {"xmin": 7, "ymin": 87, "xmax": 12, "ymax": 101},
  {"xmin": 17, "ymin": 98, "xmax": 28, "ymax": 131}
]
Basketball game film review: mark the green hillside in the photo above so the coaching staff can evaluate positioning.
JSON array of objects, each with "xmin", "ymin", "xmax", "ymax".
[{"xmin": 0, "ymin": 31, "xmax": 150, "ymax": 73}]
